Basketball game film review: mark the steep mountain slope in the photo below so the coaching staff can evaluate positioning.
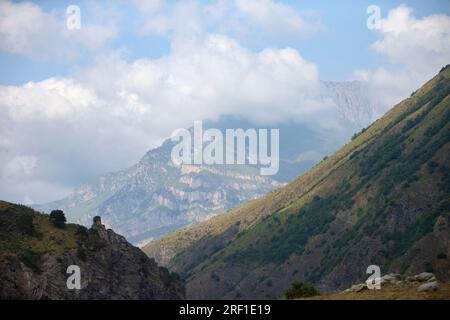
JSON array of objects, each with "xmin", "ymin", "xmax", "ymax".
[
  {"xmin": 144, "ymin": 66, "xmax": 450, "ymax": 299},
  {"xmin": 0, "ymin": 201, "xmax": 184, "ymax": 299},
  {"xmin": 36, "ymin": 81, "xmax": 369, "ymax": 245}
]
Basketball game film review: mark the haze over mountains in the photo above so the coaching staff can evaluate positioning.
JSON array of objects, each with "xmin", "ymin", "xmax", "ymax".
[
  {"xmin": 144, "ymin": 67, "xmax": 450, "ymax": 299},
  {"xmin": 36, "ymin": 81, "xmax": 374, "ymax": 245}
]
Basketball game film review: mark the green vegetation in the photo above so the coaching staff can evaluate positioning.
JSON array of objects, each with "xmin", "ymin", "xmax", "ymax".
[
  {"xmin": 351, "ymin": 127, "xmax": 367, "ymax": 140},
  {"xmin": 389, "ymin": 197, "xmax": 449, "ymax": 259},
  {"xmin": 284, "ymin": 281, "xmax": 320, "ymax": 299},
  {"xmin": 0, "ymin": 201, "xmax": 104, "ymax": 272},
  {"xmin": 224, "ymin": 191, "xmax": 345, "ymax": 264},
  {"xmin": 49, "ymin": 209, "xmax": 66, "ymax": 228},
  {"xmin": 0, "ymin": 201, "xmax": 74, "ymax": 272}
]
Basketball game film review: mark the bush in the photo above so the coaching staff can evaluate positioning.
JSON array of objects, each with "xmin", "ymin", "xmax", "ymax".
[
  {"xmin": 16, "ymin": 212, "xmax": 35, "ymax": 236},
  {"xmin": 75, "ymin": 225, "xmax": 88, "ymax": 236},
  {"xmin": 351, "ymin": 127, "xmax": 366, "ymax": 140},
  {"xmin": 437, "ymin": 252, "xmax": 447, "ymax": 259},
  {"xmin": 21, "ymin": 247, "xmax": 42, "ymax": 272},
  {"xmin": 77, "ymin": 247, "xmax": 87, "ymax": 261},
  {"xmin": 284, "ymin": 281, "xmax": 320, "ymax": 299},
  {"xmin": 49, "ymin": 210, "xmax": 66, "ymax": 228},
  {"xmin": 211, "ymin": 272, "xmax": 220, "ymax": 282}
]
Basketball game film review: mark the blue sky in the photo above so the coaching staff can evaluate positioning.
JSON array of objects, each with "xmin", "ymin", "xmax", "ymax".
[
  {"xmin": 1, "ymin": 0, "xmax": 448, "ymax": 85},
  {"xmin": 0, "ymin": 0, "xmax": 449, "ymax": 204}
]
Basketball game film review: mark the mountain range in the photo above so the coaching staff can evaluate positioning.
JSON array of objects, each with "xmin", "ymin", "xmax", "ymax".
[
  {"xmin": 143, "ymin": 66, "xmax": 450, "ymax": 299},
  {"xmin": 36, "ymin": 81, "xmax": 373, "ymax": 245}
]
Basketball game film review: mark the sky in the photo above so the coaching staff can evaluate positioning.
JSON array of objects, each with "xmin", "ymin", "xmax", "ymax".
[{"xmin": 0, "ymin": 0, "xmax": 449, "ymax": 204}]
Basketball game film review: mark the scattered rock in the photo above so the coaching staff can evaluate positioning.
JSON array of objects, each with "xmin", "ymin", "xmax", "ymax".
[
  {"xmin": 349, "ymin": 283, "xmax": 367, "ymax": 292},
  {"xmin": 380, "ymin": 273, "xmax": 402, "ymax": 285},
  {"xmin": 343, "ymin": 272, "xmax": 440, "ymax": 294},
  {"xmin": 417, "ymin": 281, "xmax": 439, "ymax": 292},
  {"xmin": 413, "ymin": 272, "xmax": 436, "ymax": 283}
]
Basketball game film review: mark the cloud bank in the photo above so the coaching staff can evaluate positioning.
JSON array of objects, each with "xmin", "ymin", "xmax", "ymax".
[
  {"xmin": 0, "ymin": 2, "xmax": 448, "ymax": 204},
  {"xmin": 0, "ymin": 0, "xmax": 116, "ymax": 61},
  {"xmin": 0, "ymin": 33, "xmax": 331, "ymax": 204},
  {"xmin": 353, "ymin": 5, "xmax": 450, "ymax": 117}
]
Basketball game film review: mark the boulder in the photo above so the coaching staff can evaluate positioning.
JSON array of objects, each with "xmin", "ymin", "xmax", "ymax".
[
  {"xmin": 349, "ymin": 283, "xmax": 367, "ymax": 292},
  {"xmin": 413, "ymin": 272, "xmax": 436, "ymax": 282},
  {"xmin": 380, "ymin": 273, "xmax": 402, "ymax": 285},
  {"xmin": 417, "ymin": 281, "xmax": 439, "ymax": 292}
]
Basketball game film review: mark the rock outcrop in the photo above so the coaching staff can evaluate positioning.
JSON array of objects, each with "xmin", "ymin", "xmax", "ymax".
[
  {"xmin": 343, "ymin": 272, "xmax": 440, "ymax": 294},
  {"xmin": 0, "ymin": 201, "xmax": 185, "ymax": 299}
]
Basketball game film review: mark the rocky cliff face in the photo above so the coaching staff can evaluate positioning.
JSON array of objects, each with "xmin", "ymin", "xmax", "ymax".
[
  {"xmin": 0, "ymin": 201, "xmax": 185, "ymax": 299},
  {"xmin": 324, "ymin": 81, "xmax": 376, "ymax": 127},
  {"xmin": 36, "ymin": 140, "xmax": 286, "ymax": 245}
]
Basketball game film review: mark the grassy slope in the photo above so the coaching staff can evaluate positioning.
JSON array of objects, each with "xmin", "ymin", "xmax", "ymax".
[
  {"xmin": 0, "ymin": 200, "xmax": 113, "ymax": 273},
  {"xmin": 144, "ymin": 66, "xmax": 450, "ymax": 299},
  {"xmin": 0, "ymin": 201, "xmax": 79, "ymax": 271}
]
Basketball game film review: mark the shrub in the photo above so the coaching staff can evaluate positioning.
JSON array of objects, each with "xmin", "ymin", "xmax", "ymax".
[
  {"xmin": 16, "ymin": 212, "xmax": 35, "ymax": 236},
  {"xmin": 77, "ymin": 247, "xmax": 87, "ymax": 261},
  {"xmin": 351, "ymin": 127, "xmax": 366, "ymax": 140},
  {"xmin": 437, "ymin": 252, "xmax": 447, "ymax": 259},
  {"xmin": 21, "ymin": 247, "xmax": 42, "ymax": 272},
  {"xmin": 211, "ymin": 272, "xmax": 220, "ymax": 282},
  {"xmin": 75, "ymin": 225, "xmax": 88, "ymax": 236},
  {"xmin": 284, "ymin": 280, "xmax": 320, "ymax": 299},
  {"xmin": 49, "ymin": 210, "xmax": 66, "ymax": 228}
]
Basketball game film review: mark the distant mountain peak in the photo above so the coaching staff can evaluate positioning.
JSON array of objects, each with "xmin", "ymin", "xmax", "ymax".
[{"xmin": 35, "ymin": 80, "xmax": 368, "ymax": 245}]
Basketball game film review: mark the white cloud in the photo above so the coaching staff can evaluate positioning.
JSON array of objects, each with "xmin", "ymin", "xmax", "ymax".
[
  {"xmin": 3, "ymin": 155, "xmax": 37, "ymax": 177},
  {"xmin": 374, "ymin": 5, "xmax": 450, "ymax": 73},
  {"xmin": 0, "ymin": 0, "xmax": 117, "ymax": 60},
  {"xmin": 129, "ymin": 0, "xmax": 165, "ymax": 13},
  {"xmin": 353, "ymin": 5, "xmax": 450, "ymax": 117},
  {"xmin": 78, "ymin": 35, "xmax": 327, "ymax": 125},
  {"xmin": 140, "ymin": 0, "xmax": 203, "ymax": 36},
  {"xmin": 3, "ymin": 2, "xmax": 447, "ymax": 206},
  {"xmin": 0, "ymin": 34, "xmax": 335, "ymax": 203},
  {"xmin": 1, "ymin": 78, "xmax": 98, "ymax": 120},
  {"xmin": 136, "ymin": 0, "xmax": 322, "ymax": 40},
  {"xmin": 232, "ymin": 0, "xmax": 319, "ymax": 37}
]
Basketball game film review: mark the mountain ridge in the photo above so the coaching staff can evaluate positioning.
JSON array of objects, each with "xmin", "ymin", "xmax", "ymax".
[
  {"xmin": 36, "ymin": 81, "xmax": 370, "ymax": 245},
  {"xmin": 0, "ymin": 201, "xmax": 185, "ymax": 299},
  {"xmin": 144, "ymin": 66, "xmax": 450, "ymax": 299}
]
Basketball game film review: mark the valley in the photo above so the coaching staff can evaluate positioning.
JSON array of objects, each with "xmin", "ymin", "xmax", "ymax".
[{"xmin": 144, "ymin": 66, "xmax": 450, "ymax": 299}]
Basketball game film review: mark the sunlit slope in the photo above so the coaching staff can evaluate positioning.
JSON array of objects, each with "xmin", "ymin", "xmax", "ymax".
[{"xmin": 144, "ymin": 66, "xmax": 450, "ymax": 299}]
